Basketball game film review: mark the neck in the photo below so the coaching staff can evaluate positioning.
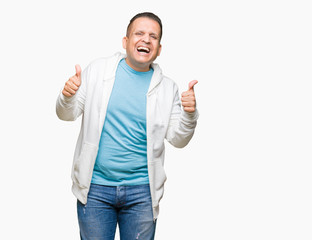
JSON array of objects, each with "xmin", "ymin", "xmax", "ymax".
[{"xmin": 125, "ymin": 58, "xmax": 151, "ymax": 72}]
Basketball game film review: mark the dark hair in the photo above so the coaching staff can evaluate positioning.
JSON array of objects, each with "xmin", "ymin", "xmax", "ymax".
[{"xmin": 126, "ymin": 12, "xmax": 163, "ymax": 41}]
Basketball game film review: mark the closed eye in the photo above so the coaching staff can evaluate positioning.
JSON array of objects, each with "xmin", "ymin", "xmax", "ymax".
[{"xmin": 135, "ymin": 31, "xmax": 144, "ymax": 36}]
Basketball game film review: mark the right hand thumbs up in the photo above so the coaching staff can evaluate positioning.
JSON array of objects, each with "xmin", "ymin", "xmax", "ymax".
[{"xmin": 62, "ymin": 64, "xmax": 82, "ymax": 97}]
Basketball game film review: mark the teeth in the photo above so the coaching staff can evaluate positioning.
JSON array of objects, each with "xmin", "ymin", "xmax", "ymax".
[{"xmin": 137, "ymin": 47, "xmax": 150, "ymax": 53}]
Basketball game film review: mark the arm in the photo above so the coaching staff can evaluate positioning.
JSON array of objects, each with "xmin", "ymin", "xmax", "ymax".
[
  {"xmin": 56, "ymin": 64, "xmax": 86, "ymax": 121},
  {"xmin": 166, "ymin": 81, "xmax": 199, "ymax": 148}
]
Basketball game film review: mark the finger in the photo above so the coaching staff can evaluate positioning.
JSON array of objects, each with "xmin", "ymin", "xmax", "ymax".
[
  {"xmin": 182, "ymin": 101, "xmax": 196, "ymax": 107},
  {"xmin": 181, "ymin": 95, "xmax": 196, "ymax": 102},
  {"xmin": 181, "ymin": 91, "xmax": 188, "ymax": 97},
  {"xmin": 183, "ymin": 106, "xmax": 196, "ymax": 113},
  {"xmin": 62, "ymin": 89, "xmax": 73, "ymax": 97},
  {"xmin": 181, "ymin": 90, "xmax": 196, "ymax": 97},
  {"xmin": 67, "ymin": 80, "xmax": 79, "ymax": 91},
  {"xmin": 64, "ymin": 84, "xmax": 77, "ymax": 95},
  {"xmin": 75, "ymin": 64, "xmax": 82, "ymax": 78},
  {"xmin": 70, "ymin": 77, "xmax": 81, "ymax": 88},
  {"xmin": 188, "ymin": 80, "xmax": 198, "ymax": 91}
]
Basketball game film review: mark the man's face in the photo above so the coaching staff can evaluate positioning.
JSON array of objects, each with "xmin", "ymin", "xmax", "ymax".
[{"xmin": 123, "ymin": 17, "xmax": 162, "ymax": 72}]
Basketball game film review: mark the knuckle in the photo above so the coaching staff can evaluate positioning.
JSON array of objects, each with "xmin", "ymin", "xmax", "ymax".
[
  {"xmin": 75, "ymin": 81, "xmax": 81, "ymax": 88},
  {"xmin": 70, "ymin": 76, "xmax": 76, "ymax": 83}
]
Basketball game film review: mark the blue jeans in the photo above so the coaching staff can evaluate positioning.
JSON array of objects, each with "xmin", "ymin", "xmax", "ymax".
[{"xmin": 77, "ymin": 183, "xmax": 156, "ymax": 240}]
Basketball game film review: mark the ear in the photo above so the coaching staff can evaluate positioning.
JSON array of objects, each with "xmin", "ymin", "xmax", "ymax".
[
  {"xmin": 122, "ymin": 37, "xmax": 127, "ymax": 49},
  {"xmin": 157, "ymin": 44, "xmax": 162, "ymax": 56}
]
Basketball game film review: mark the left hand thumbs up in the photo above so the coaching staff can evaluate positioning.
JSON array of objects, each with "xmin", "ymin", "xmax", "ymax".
[
  {"xmin": 188, "ymin": 80, "xmax": 198, "ymax": 91},
  {"xmin": 181, "ymin": 80, "xmax": 198, "ymax": 113}
]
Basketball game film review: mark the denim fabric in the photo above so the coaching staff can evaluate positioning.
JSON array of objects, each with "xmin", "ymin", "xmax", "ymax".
[{"xmin": 77, "ymin": 183, "xmax": 156, "ymax": 240}]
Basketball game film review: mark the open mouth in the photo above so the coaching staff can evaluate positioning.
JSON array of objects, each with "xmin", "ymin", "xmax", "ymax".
[{"xmin": 137, "ymin": 46, "xmax": 150, "ymax": 54}]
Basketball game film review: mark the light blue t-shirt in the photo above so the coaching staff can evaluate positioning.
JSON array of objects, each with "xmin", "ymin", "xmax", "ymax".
[{"xmin": 91, "ymin": 59, "xmax": 153, "ymax": 186}]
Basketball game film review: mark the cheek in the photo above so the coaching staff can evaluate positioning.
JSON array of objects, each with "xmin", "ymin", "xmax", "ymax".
[
  {"xmin": 130, "ymin": 36, "xmax": 140, "ymax": 44},
  {"xmin": 157, "ymin": 48, "xmax": 161, "ymax": 56},
  {"xmin": 156, "ymin": 46, "xmax": 162, "ymax": 56}
]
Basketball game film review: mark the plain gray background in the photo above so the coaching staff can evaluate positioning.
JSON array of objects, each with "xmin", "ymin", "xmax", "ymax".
[{"xmin": 0, "ymin": 0, "xmax": 311, "ymax": 239}]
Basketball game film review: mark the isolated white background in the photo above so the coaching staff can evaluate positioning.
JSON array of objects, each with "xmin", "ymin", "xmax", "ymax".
[{"xmin": 0, "ymin": 0, "xmax": 311, "ymax": 239}]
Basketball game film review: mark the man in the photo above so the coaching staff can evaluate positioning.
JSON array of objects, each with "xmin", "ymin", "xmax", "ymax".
[{"xmin": 56, "ymin": 12, "xmax": 198, "ymax": 240}]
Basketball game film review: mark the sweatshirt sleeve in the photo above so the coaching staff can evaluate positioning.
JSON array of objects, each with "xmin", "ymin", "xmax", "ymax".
[
  {"xmin": 165, "ymin": 86, "xmax": 199, "ymax": 148},
  {"xmin": 55, "ymin": 65, "xmax": 89, "ymax": 121}
]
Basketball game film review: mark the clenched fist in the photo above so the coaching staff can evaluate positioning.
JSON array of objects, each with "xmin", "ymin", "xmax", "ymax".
[
  {"xmin": 62, "ymin": 65, "xmax": 82, "ymax": 97},
  {"xmin": 181, "ymin": 80, "xmax": 198, "ymax": 113}
]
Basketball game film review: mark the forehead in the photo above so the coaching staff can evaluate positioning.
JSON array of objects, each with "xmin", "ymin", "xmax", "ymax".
[{"xmin": 129, "ymin": 17, "xmax": 161, "ymax": 34}]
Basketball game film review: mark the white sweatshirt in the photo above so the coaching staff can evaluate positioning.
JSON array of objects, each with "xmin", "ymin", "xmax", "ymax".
[{"xmin": 56, "ymin": 52, "xmax": 199, "ymax": 220}]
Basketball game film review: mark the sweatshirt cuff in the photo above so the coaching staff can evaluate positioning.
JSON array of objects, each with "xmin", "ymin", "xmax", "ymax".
[
  {"xmin": 182, "ymin": 109, "xmax": 199, "ymax": 122},
  {"xmin": 59, "ymin": 90, "xmax": 77, "ymax": 106}
]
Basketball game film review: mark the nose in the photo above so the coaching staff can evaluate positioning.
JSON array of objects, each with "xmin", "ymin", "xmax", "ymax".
[{"xmin": 142, "ymin": 34, "xmax": 150, "ymax": 43}]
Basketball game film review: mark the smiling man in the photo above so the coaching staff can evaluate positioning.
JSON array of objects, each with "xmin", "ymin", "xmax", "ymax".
[
  {"xmin": 56, "ymin": 12, "xmax": 199, "ymax": 240},
  {"xmin": 123, "ymin": 14, "xmax": 162, "ymax": 72}
]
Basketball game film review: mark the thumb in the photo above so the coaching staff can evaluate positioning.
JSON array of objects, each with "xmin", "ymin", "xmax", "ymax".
[
  {"xmin": 188, "ymin": 80, "xmax": 198, "ymax": 91},
  {"xmin": 75, "ymin": 64, "xmax": 82, "ymax": 79}
]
